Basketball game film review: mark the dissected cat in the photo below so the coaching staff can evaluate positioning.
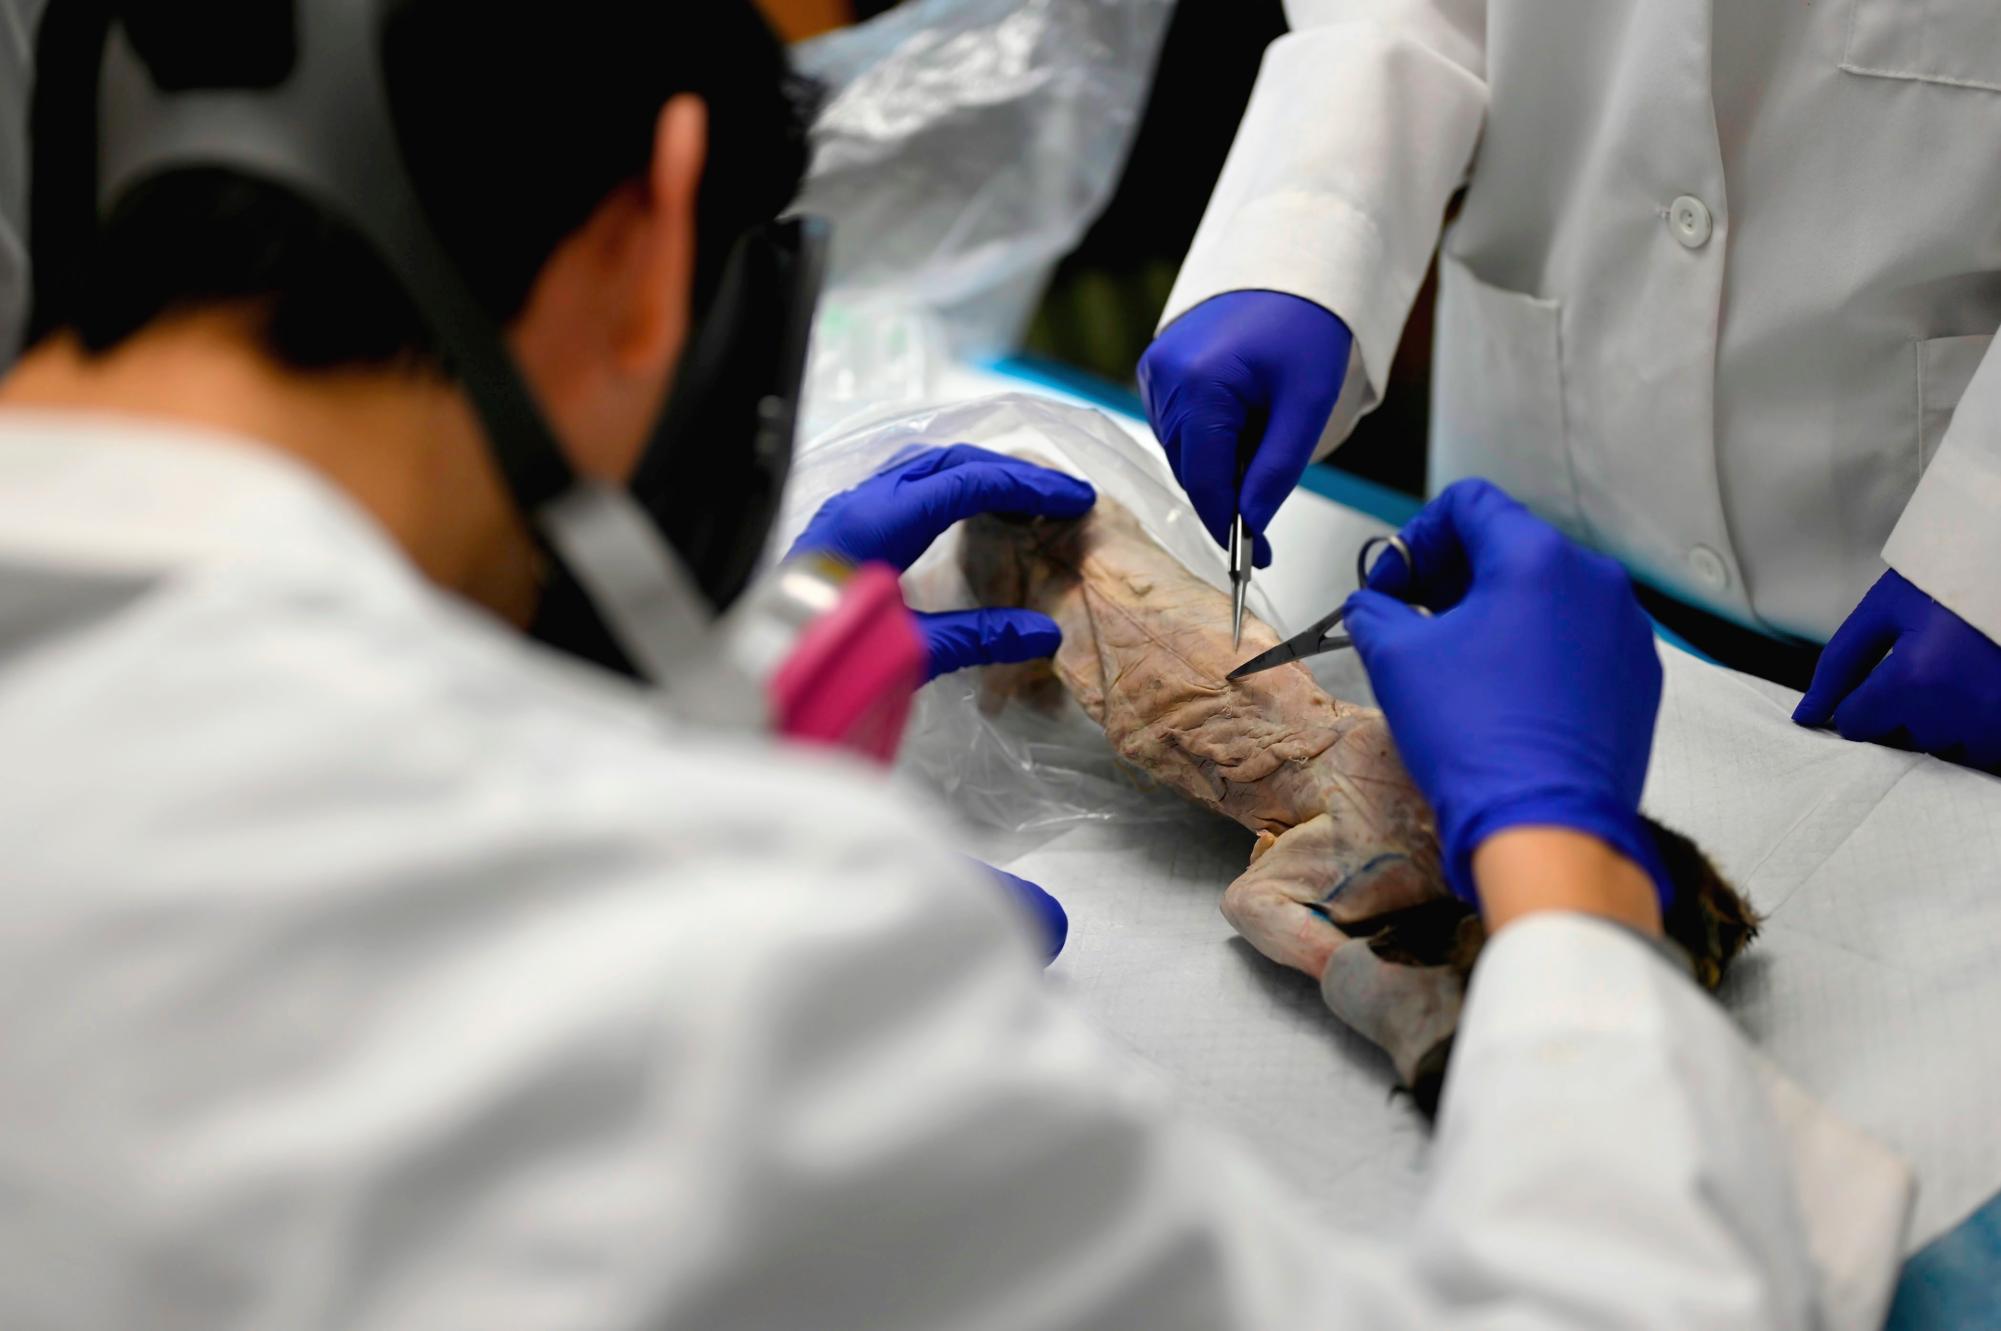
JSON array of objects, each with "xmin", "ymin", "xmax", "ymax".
[{"xmin": 963, "ymin": 496, "xmax": 1758, "ymax": 1114}]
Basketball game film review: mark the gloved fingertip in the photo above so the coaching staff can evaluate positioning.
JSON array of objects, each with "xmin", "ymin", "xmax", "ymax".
[
  {"xmin": 991, "ymin": 607, "xmax": 1063, "ymax": 655},
  {"xmin": 993, "ymin": 454, "xmax": 1097, "ymax": 510},
  {"xmin": 963, "ymin": 858, "xmax": 1068, "ymax": 965},
  {"xmin": 1830, "ymin": 670, "xmax": 1909, "ymax": 745},
  {"xmin": 1253, "ymin": 533, "xmax": 1273, "ymax": 568},
  {"xmin": 921, "ymin": 609, "xmax": 1065, "ymax": 678},
  {"xmin": 1364, "ymin": 544, "xmax": 1413, "ymax": 596},
  {"xmin": 1343, "ymin": 586, "xmax": 1401, "ymax": 615},
  {"xmin": 1028, "ymin": 884, "xmax": 1069, "ymax": 964},
  {"xmin": 1049, "ymin": 475, "xmax": 1099, "ymax": 516},
  {"xmin": 1237, "ymin": 487, "xmax": 1286, "ymax": 548},
  {"xmin": 994, "ymin": 868, "xmax": 1068, "ymax": 964},
  {"xmin": 998, "ymin": 623, "xmax": 1064, "ymax": 662},
  {"xmin": 1342, "ymin": 588, "xmax": 1421, "ymax": 644}
]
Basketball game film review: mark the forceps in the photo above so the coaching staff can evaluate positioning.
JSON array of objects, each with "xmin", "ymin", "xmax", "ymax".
[
  {"xmin": 1227, "ymin": 534, "xmax": 1412, "ymax": 681},
  {"xmin": 1228, "ymin": 514, "xmax": 1253, "ymax": 651}
]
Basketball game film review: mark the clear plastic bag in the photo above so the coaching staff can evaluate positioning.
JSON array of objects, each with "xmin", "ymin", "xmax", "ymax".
[
  {"xmin": 793, "ymin": 0, "xmax": 1174, "ymax": 362},
  {"xmin": 798, "ymin": 297, "xmax": 951, "ymax": 440},
  {"xmin": 777, "ymin": 393, "xmax": 1285, "ymax": 840}
]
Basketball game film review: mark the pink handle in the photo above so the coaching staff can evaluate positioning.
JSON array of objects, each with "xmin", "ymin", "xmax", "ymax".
[{"xmin": 768, "ymin": 563, "xmax": 925, "ymax": 764}]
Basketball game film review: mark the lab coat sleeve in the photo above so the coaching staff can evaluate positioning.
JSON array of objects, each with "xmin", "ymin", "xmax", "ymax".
[
  {"xmin": 0, "ymin": 754, "xmax": 1822, "ymax": 1328},
  {"xmin": 1408, "ymin": 914, "xmax": 1820, "ymax": 1329},
  {"xmin": 1884, "ymin": 337, "xmax": 2001, "ymax": 646},
  {"xmin": 1159, "ymin": 0, "xmax": 1488, "ymax": 452},
  {"xmin": 652, "ymin": 902, "xmax": 1826, "ymax": 1330}
]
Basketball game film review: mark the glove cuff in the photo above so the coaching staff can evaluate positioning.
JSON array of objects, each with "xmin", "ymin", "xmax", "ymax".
[{"xmin": 1446, "ymin": 793, "xmax": 1675, "ymax": 911}]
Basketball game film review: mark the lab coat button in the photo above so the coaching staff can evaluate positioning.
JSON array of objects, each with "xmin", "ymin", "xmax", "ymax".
[
  {"xmin": 1670, "ymin": 195, "xmax": 1714, "ymax": 249},
  {"xmin": 1688, "ymin": 545, "xmax": 1730, "ymax": 590}
]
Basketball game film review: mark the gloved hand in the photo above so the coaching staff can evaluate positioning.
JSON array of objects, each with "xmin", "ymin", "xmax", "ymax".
[
  {"xmin": 790, "ymin": 445, "xmax": 1097, "ymax": 680},
  {"xmin": 1137, "ymin": 290, "xmax": 1353, "ymax": 567},
  {"xmin": 976, "ymin": 860, "xmax": 1068, "ymax": 966},
  {"xmin": 1793, "ymin": 569, "xmax": 2001, "ymax": 772},
  {"xmin": 1343, "ymin": 479, "xmax": 1673, "ymax": 906}
]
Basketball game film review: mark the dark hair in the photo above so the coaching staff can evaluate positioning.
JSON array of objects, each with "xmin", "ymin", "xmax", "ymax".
[{"xmin": 30, "ymin": 0, "xmax": 815, "ymax": 370}]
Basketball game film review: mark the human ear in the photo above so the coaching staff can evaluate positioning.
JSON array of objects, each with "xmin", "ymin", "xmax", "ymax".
[
  {"xmin": 614, "ymin": 94, "xmax": 708, "ymax": 377},
  {"xmin": 504, "ymin": 93, "xmax": 708, "ymax": 486}
]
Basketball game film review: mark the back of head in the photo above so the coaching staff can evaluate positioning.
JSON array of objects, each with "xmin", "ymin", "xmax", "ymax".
[{"xmin": 28, "ymin": 0, "xmax": 815, "ymax": 370}]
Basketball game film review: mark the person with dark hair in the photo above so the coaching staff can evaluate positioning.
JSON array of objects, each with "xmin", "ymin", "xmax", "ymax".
[{"xmin": 0, "ymin": 2, "xmax": 1865, "ymax": 1326}]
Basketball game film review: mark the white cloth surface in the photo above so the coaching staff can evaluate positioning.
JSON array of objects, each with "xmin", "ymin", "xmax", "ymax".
[
  {"xmin": 1167, "ymin": 0, "xmax": 2001, "ymax": 646},
  {"xmin": 995, "ymin": 486, "xmax": 1998, "ymax": 1266},
  {"xmin": 0, "ymin": 409, "xmax": 1853, "ymax": 1328}
]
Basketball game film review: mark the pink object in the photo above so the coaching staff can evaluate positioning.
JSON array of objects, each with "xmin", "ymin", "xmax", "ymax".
[{"xmin": 768, "ymin": 562, "xmax": 925, "ymax": 765}]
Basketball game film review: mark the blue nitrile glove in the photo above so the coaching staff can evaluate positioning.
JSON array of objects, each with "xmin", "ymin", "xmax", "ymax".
[
  {"xmin": 1137, "ymin": 291, "xmax": 1354, "ymax": 568},
  {"xmin": 974, "ymin": 860, "xmax": 1068, "ymax": 965},
  {"xmin": 1343, "ymin": 479, "xmax": 1673, "ymax": 907},
  {"xmin": 790, "ymin": 445, "xmax": 1097, "ymax": 681},
  {"xmin": 1793, "ymin": 569, "xmax": 2001, "ymax": 772}
]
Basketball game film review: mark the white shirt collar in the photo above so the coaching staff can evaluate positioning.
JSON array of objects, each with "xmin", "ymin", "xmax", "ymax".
[{"xmin": 0, "ymin": 408, "xmax": 415, "ymax": 593}]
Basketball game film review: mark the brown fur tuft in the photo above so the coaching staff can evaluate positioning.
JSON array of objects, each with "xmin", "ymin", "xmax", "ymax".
[{"xmin": 1363, "ymin": 816, "xmax": 1759, "ymax": 1120}]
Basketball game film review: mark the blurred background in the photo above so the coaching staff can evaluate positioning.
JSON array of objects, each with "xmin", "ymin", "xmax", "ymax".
[{"xmin": 764, "ymin": 0, "xmax": 1431, "ymax": 502}]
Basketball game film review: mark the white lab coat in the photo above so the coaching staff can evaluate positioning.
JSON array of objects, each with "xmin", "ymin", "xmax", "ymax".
[
  {"xmin": 0, "ymin": 411, "xmax": 1861, "ymax": 1327},
  {"xmin": 1167, "ymin": 0, "xmax": 2001, "ymax": 645}
]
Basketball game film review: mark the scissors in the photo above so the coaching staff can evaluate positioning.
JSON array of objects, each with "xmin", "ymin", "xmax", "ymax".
[{"xmin": 1227, "ymin": 533, "xmax": 1412, "ymax": 681}]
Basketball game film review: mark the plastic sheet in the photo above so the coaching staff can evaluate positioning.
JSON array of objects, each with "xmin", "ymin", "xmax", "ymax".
[
  {"xmin": 793, "ymin": 0, "xmax": 1173, "ymax": 364},
  {"xmin": 798, "ymin": 298, "xmax": 950, "ymax": 439},
  {"xmin": 777, "ymin": 393, "xmax": 1283, "ymax": 839}
]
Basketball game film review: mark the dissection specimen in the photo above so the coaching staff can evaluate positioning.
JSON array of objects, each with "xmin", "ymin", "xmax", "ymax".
[{"xmin": 963, "ymin": 497, "xmax": 1757, "ymax": 1113}]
